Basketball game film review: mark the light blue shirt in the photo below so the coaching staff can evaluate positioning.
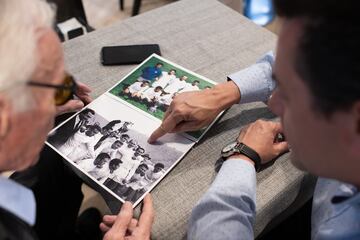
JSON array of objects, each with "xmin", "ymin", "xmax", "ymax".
[
  {"xmin": 228, "ymin": 51, "xmax": 276, "ymax": 104},
  {"xmin": 0, "ymin": 175, "xmax": 36, "ymax": 225},
  {"xmin": 188, "ymin": 52, "xmax": 360, "ymax": 239}
]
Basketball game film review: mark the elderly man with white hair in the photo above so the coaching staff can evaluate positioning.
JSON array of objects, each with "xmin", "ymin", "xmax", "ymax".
[{"xmin": 0, "ymin": 0, "xmax": 154, "ymax": 239}]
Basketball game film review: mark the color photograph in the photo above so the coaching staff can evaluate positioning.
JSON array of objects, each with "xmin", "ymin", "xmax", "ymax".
[{"xmin": 108, "ymin": 54, "xmax": 215, "ymax": 120}]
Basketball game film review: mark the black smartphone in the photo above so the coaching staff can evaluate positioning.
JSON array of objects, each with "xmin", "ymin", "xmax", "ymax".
[{"xmin": 100, "ymin": 44, "xmax": 161, "ymax": 65}]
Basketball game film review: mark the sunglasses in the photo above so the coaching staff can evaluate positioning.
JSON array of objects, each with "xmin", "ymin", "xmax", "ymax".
[{"xmin": 28, "ymin": 73, "xmax": 77, "ymax": 106}]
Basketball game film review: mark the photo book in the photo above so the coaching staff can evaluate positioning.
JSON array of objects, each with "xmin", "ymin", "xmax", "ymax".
[{"xmin": 46, "ymin": 54, "xmax": 220, "ymax": 207}]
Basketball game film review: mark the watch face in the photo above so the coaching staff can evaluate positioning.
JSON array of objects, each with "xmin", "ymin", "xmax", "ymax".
[{"xmin": 221, "ymin": 142, "xmax": 238, "ymax": 154}]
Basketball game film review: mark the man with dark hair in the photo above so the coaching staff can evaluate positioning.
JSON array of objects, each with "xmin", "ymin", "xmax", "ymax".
[
  {"xmin": 122, "ymin": 163, "xmax": 149, "ymax": 202},
  {"xmin": 164, "ymin": 75, "xmax": 188, "ymax": 94},
  {"xmin": 58, "ymin": 124, "xmax": 101, "ymax": 162},
  {"xmin": 153, "ymin": 69, "xmax": 177, "ymax": 88},
  {"xmin": 141, "ymin": 86, "xmax": 163, "ymax": 103},
  {"xmin": 89, "ymin": 158, "xmax": 122, "ymax": 184},
  {"xmin": 48, "ymin": 108, "xmax": 96, "ymax": 147},
  {"xmin": 98, "ymin": 140, "xmax": 124, "ymax": 160},
  {"xmin": 93, "ymin": 120, "xmax": 122, "ymax": 150},
  {"xmin": 145, "ymin": 163, "xmax": 165, "ymax": 183},
  {"xmin": 138, "ymin": 63, "xmax": 163, "ymax": 83},
  {"xmin": 179, "ymin": 80, "xmax": 200, "ymax": 93},
  {"xmin": 119, "ymin": 134, "xmax": 130, "ymax": 143},
  {"xmin": 78, "ymin": 152, "xmax": 110, "ymax": 172},
  {"xmin": 145, "ymin": 1, "xmax": 360, "ymax": 239},
  {"xmin": 124, "ymin": 81, "xmax": 150, "ymax": 98}
]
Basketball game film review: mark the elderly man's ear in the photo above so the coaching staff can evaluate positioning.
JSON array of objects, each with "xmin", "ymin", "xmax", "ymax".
[{"xmin": 0, "ymin": 96, "xmax": 10, "ymax": 139}]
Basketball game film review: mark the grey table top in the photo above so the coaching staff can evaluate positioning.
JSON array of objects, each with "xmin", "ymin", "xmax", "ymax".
[{"xmin": 63, "ymin": 0, "xmax": 314, "ymax": 239}]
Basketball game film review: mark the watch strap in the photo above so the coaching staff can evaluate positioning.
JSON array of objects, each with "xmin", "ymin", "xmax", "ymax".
[{"xmin": 236, "ymin": 142, "xmax": 262, "ymax": 172}]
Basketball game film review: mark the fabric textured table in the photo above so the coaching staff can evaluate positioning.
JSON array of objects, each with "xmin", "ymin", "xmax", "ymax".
[{"xmin": 63, "ymin": 0, "xmax": 315, "ymax": 238}]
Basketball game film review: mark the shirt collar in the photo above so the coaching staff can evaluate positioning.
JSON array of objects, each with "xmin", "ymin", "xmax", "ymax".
[{"xmin": 0, "ymin": 176, "xmax": 36, "ymax": 225}]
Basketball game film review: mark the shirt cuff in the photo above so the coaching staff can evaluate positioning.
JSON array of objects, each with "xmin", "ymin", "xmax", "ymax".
[
  {"xmin": 228, "ymin": 51, "xmax": 276, "ymax": 104},
  {"xmin": 212, "ymin": 159, "xmax": 256, "ymax": 199}
]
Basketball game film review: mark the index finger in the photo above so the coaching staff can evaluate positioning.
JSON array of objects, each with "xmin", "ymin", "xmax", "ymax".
[
  {"xmin": 138, "ymin": 194, "xmax": 154, "ymax": 234},
  {"xmin": 111, "ymin": 201, "xmax": 133, "ymax": 235},
  {"xmin": 148, "ymin": 112, "xmax": 181, "ymax": 143}
]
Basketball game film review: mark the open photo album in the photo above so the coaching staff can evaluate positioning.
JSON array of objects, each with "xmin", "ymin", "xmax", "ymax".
[{"xmin": 46, "ymin": 54, "xmax": 220, "ymax": 207}]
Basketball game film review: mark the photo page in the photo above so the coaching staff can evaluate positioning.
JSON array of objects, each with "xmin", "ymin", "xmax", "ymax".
[{"xmin": 46, "ymin": 54, "xmax": 219, "ymax": 207}]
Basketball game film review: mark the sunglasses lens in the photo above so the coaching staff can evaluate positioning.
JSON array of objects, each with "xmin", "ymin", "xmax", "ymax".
[{"xmin": 55, "ymin": 75, "xmax": 76, "ymax": 105}]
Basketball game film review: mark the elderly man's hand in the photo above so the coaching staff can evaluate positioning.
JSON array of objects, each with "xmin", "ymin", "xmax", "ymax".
[
  {"xmin": 55, "ymin": 81, "xmax": 92, "ymax": 116},
  {"xmin": 101, "ymin": 194, "xmax": 154, "ymax": 240},
  {"xmin": 236, "ymin": 120, "xmax": 289, "ymax": 164},
  {"xmin": 148, "ymin": 81, "xmax": 240, "ymax": 143}
]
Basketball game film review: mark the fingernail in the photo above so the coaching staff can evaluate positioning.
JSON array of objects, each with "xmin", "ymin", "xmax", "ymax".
[{"xmin": 76, "ymin": 101, "xmax": 84, "ymax": 108}]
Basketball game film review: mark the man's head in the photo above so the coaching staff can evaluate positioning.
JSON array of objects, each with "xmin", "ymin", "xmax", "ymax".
[
  {"xmin": 141, "ymin": 81, "xmax": 150, "ymax": 87},
  {"xmin": 269, "ymin": 0, "xmax": 360, "ymax": 185},
  {"xmin": 111, "ymin": 140, "xmax": 123, "ymax": 149},
  {"xmin": 127, "ymin": 139, "xmax": 137, "ymax": 149},
  {"xmin": 136, "ymin": 163, "xmax": 149, "ymax": 176},
  {"xmin": 155, "ymin": 63, "xmax": 163, "ymax": 69},
  {"xmin": 142, "ymin": 154, "xmax": 151, "ymax": 161},
  {"xmin": 136, "ymin": 147, "xmax": 145, "ymax": 154},
  {"xmin": 153, "ymin": 163, "xmax": 164, "ymax": 173},
  {"xmin": 120, "ymin": 134, "xmax": 130, "ymax": 143},
  {"xmin": 0, "ymin": 0, "xmax": 63, "ymax": 171},
  {"xmin": 192, "ymin": 80, "xmax": 200, "ymax": 86},
  {"xmin": 109, "ymin": 158, "xmax": 122, "ymax": 173},
  {"xmin": 179, "ymin": 76, "xmax": 188, "ymax": 81},
  {"xmin": 154, "ymin": 86, "xmax": 163, "ymax": 92},
  {"xmin": 93, "ymin": 153, "xmax": 110, "ymax": 168},
  {"xmin": 79, "ymin": 108, "xmax": 95, "ymax": 122},
  {"xmin": 169, "ymin": 69, "xmax": 176, "ymax": 75},
  {"xmin": 85, "ymin": 124, "xmax": 101, "ymax": 137}
]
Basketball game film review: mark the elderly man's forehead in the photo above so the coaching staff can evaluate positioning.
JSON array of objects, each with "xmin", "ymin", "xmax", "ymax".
[{"xmin": 31, "ymin": 29, "xmax": 64, "ymax": 79}]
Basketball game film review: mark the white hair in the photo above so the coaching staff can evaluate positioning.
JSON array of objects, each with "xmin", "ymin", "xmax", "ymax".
[{"xmin": 0, "ymin": 0, "xmax": 55, "ymax": 109}]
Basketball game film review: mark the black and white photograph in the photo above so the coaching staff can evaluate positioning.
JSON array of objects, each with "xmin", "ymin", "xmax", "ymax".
[{"xmin": 47, "ymin": 94, "xmax": 194, "ymax": 206}]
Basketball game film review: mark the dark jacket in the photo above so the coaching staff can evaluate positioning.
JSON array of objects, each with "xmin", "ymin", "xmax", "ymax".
[{"xmin": 0, "ymin": 207, "xmax": 38, "ymax": 240}]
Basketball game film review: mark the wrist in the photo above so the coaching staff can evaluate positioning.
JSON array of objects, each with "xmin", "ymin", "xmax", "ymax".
[
  {"xmin": 227, "ymin": 153, "xmax": 255, "ymax": 166},
  {"xmin": 212, "ymin": 81, "xmax": 241, "ymax": 109}
]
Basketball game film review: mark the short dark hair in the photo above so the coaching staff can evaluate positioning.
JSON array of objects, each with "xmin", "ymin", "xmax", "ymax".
[
  {"xmin": 81, "ymin": 108, "xmax": 95, "ymax": 115},
  {"xmin": 104, "ymin": 120, "xmax": 121, "ymax": 130},
  {"xmin": 274, "ymin": 0, "xmax": 360, "ymax": 115},
  {"xmin": 138, "ymin": 163, "xmax": 149, "ymax": 170},
  {"xmin": 97, "ymin": 152, "xmax": 110, "ymax": 160},
  {"xmin": 113, "ymin": 140, "xmax": 123, "ymax": 145},
  {"xmin": 154, "ymin": 163, "xmax": 164, "ymax": 169},
  {"xmin": 89, "ymin": 124, "xmax": 101, "ymax": 132},
  {"xmin": 110, "ymin": 158, "xmax": 122, "ymax": 165},
  {"xmin": 121, "ymin": 134, "xmax": 129, "ymax": 139}
]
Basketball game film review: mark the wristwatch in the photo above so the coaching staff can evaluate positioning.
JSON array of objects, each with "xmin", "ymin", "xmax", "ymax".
[{"xmin": 221, "ymin": 142, "xmax": 262, "ymax": 172}]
